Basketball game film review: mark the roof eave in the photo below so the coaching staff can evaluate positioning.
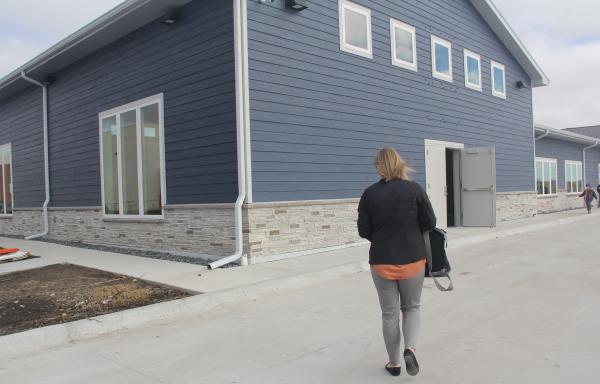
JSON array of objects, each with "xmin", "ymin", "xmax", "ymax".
[
  {"xmin": 535, "ymin": 125, "xmax": 600, "ymax": 145},
  {"xmin": 0, "ymin": 0, "xmax": 192, "ymax": 101},
  {"xmin": 470, "ymin": 0, "xmax": 550, "ymax": 87}
]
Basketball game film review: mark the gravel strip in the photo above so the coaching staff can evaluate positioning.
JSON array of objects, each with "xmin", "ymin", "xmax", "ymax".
[{"xmin": 0, "ymin": 234, "xmax": 210, "ymax": 266}]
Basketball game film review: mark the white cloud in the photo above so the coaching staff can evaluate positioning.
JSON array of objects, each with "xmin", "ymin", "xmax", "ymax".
[
  {"xmin": 0, "ymin": 0, "xmax": 124, "ymax": 78},
  {"xmin": 494, "ymin": 0, "xmax": 600, "ymax": 128}
]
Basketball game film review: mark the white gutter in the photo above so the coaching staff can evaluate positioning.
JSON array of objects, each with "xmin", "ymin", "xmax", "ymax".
[
  {"xmin": 20, "ymin": 71, "xmax": 50, "ymax": 240},
  {"xmin": 208, "ymin": 0, "xmax": 250, "ymax": 269},
  {"xmin": 535, "ymin": 129, "xmax": 549, "ymax": 141},
  {"xmin": 583, "ymin": 142, "xmax": 600, "ymax": 187}
]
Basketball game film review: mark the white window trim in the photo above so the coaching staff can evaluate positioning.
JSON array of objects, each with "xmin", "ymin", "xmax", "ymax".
[
  {"xmin": 565, "ymin": 160, "xmax": 583, "ymax": 195},
  {"xmin": 491, "ymin": 60, "xmax": 507, "ymax": 99},
  {"xmin": 431, "ymin": 35, "xmax": 453, "ymax": 83},
  {"xmin": 0, "ymin": 143, "xmax": 13, "ymax": 216},
  {"xmin": 535, "ymin": 157, "xmax": 557, "ymax": 197},
  {"xmin": 598, "ymin": 163, "xmax": 600, "ymax": 185},
  {"xmin": 98, "ymin": 93, "xmax": 166, "ymax": 220},
  {"xmin": 390, "ymin": 18, "xmax": 417, "ymax": 72},
  {"xmin": 464, "ymin": 49, "xmax": 482, "ymax": 92},
  {"xmin": 338, "ymin": 0, "xmax": 373, "ymax": 59}
]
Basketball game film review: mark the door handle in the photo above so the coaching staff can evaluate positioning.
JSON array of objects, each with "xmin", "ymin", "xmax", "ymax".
[{"xmin": 463, "ymin": 187, "xmax": 494, "ymax": 192}]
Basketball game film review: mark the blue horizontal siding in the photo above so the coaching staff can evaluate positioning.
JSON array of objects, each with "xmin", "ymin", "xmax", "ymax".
[
  {"xmin": 46, "ymin": 0, "xmax": 237, "ymax": 207},
  {"xmin": 585, "ymin": 147, "xmax": 600, "ymax": 187},
  {"xmin": 0, "ymin": 87, "xmax": 45, "ymax": 208},
  {"xmin": 535, "ymin": 138, "xmax": 585, "ymax": 189},
  {"xmin": 247, "ymin": 0, "xmax": 535, "ymax": 202}
]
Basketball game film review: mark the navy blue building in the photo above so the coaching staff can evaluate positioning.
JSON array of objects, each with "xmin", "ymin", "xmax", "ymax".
[{"xmin": 0, "ymin": 0, "xmax": 552, "ymax": 263}]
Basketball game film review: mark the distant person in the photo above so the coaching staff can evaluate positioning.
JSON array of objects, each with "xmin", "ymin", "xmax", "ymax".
[
  {"xmin": 597, "ymin": 184, "xmax": 600, "ymax": 208},
  {"xmin": 579, "ymin": 184, "xmax": 597, "ymax": 214},
  {"xmin": 357, "ymin": 148, "xmax": 436, "ymax": 377}
]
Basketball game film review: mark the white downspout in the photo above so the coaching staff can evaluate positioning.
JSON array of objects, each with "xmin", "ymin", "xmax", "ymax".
[
  {"xmin": 208, "ymin": 0, "xmax": 249, "ymax": 269},
  {"xmin": 583, "ymin": 141, "xmax": 599, "ymax": 187},
  {"xmin": 20, "ymin": 71, "xmax": 50, "ymax": 240}
]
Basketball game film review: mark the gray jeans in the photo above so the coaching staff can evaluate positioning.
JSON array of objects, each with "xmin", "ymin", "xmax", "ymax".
[{"xmin": 371, "ymin": 267, "xmax": 424, "ymax": 365}]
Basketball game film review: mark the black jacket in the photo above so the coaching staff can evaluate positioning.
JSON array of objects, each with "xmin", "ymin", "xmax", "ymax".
[{"xmin": 357, "ymin": 179, "xmax": 436, "ymax": 265}]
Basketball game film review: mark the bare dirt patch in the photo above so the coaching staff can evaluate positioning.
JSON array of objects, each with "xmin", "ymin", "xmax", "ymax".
[{"xmin": 0, "ymin": 264, "xmax": 191, "ymax": 336}]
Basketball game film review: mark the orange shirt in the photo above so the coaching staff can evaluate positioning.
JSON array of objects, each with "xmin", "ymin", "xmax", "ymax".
[{"xmin": 372, "ymin": 259, "xmax": 426, "ymax": 280}]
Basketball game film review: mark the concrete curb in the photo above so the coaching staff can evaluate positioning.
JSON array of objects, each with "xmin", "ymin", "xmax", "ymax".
[
  {"xmin": 0, "ymin": 261, "xmax": 369, "ymax": 358},
  {"xmin": 0, "ymin": 211, "xmax": 595, "ymax": 357}
]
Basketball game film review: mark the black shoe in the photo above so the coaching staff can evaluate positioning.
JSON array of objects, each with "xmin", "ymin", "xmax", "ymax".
[
  {"xmin": 404, "ymin": 349, "xmax": 420, "ymax": 376},
  {"xmin": 385, "ymin": 363, "xmax": 401, "ymax": 376}
]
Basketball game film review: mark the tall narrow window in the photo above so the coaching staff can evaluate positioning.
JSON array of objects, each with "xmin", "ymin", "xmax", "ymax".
[
  {"xmin": 431, "ymin": 35, "xmax": 453, "ymax": 82},
  {"xmin": 535, "ymin": 158, "xmax": 557, "ymax": 196},
  {"xmin": 390, "ymin": 19, "xmax": 417, "ymax": 71},
  {"xmin": 565, "ymin": 160, "xmax": 583, "ymax": 194},
  {"xmin": 0, "ymin": 144, "xmax": 13, "ymax": 215},
  {"xmin": 491, "ymin": 60, "xmax": 506, "ymax": 98},
  {"xmin": 99, "ymin": 95, "xmax": 164, "ymax": 217},
  {"xmin": 464, "ymin": 49, "xmax": 482, "ymax": 91},
  {"xmin": 339, "ymin": 0, "xmax": 372, "ymax": 59}
]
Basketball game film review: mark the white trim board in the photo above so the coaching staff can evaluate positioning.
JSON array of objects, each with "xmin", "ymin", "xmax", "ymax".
[
  {"xmin": 98, "ymin": 93, "xmax": 166, "ymax": 219},
  {"xmin": 338, "ymin": 0, "xmax": 373, "ymax": 59},
  {"xmin": 431, "ymin": 35, "xmax": 453, "ymax": 83},
  {"xmin": 390, "ymin": 18, "xmax": 417, "ymax": 72}
]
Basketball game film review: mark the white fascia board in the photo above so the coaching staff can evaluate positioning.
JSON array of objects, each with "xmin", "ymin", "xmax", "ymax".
[{"xmin": 469, "ymin": 0, "xmax": 549, "ymax": 87}]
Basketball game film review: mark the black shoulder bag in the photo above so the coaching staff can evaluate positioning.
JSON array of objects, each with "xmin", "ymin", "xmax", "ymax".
[{"xmin": 423, "ymin": 228, "xmax": 454, "ymax": 292}]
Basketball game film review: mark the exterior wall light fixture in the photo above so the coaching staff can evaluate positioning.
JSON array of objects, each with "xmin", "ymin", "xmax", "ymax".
[
  {"xmin": 516, "ymin": 80, "xmax": 528, "ymax": 89},
  {"xmin": 160, "ymin": 9, "xmax": 180, "ymax": 25},
  {"xmin": 285, "ymin": 0, "xmax": 308, "ymax": 11}
]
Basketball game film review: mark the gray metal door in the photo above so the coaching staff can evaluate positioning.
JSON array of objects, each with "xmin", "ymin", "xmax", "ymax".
[{"xmin": 461, "ymin": 147, "xmax": 496, "ymax": 227}]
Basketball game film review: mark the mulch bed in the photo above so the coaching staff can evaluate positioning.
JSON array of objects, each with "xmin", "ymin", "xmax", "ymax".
[{"xmin": 0, "ymin": 264, "xmax": 191, "ymax": 336}]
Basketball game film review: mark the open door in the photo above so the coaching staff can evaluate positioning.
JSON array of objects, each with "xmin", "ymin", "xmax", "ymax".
[
  {"xmin": 461, "ymin": 147, "xmax": 496, "ymax": 227},
  {"xmin": 425, "ymin": 142, "xmax": 448, "ymax": 230}
]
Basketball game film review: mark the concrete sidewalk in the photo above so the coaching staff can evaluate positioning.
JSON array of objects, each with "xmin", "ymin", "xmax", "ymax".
[
  {"xmin": 0, "ymin": 209, "xmax": 594, "ymax": 294},
  {"xmin": 1, "ymin": 212, "xmax": 598, "ymax": 383}
]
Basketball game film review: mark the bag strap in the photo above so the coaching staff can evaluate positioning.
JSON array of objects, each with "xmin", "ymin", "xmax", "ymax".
[{"xmin": 423, "ymin": 231, "xmax": 454, "ymax": 292}]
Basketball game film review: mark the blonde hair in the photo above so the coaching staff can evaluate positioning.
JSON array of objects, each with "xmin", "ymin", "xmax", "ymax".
[{"xmin": 374, "ymin": 148, "xmax": 413, "ymax": 182}]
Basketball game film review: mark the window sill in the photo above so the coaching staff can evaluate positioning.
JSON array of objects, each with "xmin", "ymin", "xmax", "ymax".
[
  {"xmin": 0, "ymin": 215, "xmax": 13, "ymax": 219},
  {"xmin": 465, "ymin": 83, "xmax": 483, "ymax": 92},
  {"xmin": 102, "ymin": 216, "xmax": 164, "ymax": 223},
  {"xmin": 566, "ymin": 192, "xmax": 582, "ymax": 196},
  {"xmin": 432, "ymin": 72, "xmax": 453, "ymax": 83},
  {"xmin": 492, "ymin": 92, "xmax": 507, "ymax": 99}
]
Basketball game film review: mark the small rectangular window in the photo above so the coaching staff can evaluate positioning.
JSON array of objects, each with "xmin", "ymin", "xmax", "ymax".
[
  {"xmin": 99, "ymin": 94, "xmax": 165, "ymax": 217},
  {"xmin": 565, "ymin": 160, "xmax": 583, "ymax": 194},
  {"xmin": 390, "ymin": 19, "xmax": 417, "ymax": 71},
  {"xmin": 339, "ymin": 0, "xmax": 372, "ymax": 59},
  {"xmin": 431, "ymin": 35, "xmax": 453, "ymax": 82},
  {"xmin": 0, "ymin": 144, "xmax": 13, "ymax": 215},
  {"xmin": 535, "ymin": 158, "xmax": 557, "ymax": 196},
  {"xmin": 464, "ymin": 49, "xmax": 482, "ymax": 91},
  {"xmin": 491, "ymin": 60, "xmax": 507, "ymax": 99}
]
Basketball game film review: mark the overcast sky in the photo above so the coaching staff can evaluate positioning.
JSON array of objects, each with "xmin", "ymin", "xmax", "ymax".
[{"xmin": 1, "ymin": 0, "xmax": 598, "ymax": 129}]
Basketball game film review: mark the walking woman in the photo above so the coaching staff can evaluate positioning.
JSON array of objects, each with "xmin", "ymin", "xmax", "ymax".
[{"xmin": 358, "ymin": 148, "xmax": 436, "ymax": 377}]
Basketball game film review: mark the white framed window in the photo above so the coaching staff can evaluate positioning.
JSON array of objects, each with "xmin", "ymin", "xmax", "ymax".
[
  {"xmin": 0, "ymin": 144, "xmax": 13, "ymax": 216},
  {"xmin": 565, "ymin": 160, "xmax": 583, "ymax": 194},
  {"xmin": 464, "ymin": 49, "xmax": 482, "ymax": 91},
  {"xmin": 535, "ymin": 157, "xmax": 557, "ymax": 196},
  {"xmin": 491, "ymin": 60, "xmax": 507, "ymax": 99},
  {"xmin": 390, "ymin": 19, "xmax": 417, "ymax": 71},
  {"xmin": 99, "ymin": 94, "xmax": 165, "ymax": 218},
  {"xmin": 431, "ymin": 35, "xmax": 453, "ymax": 82},
  {"xmin": 338, "ymin": 0, "xmax": 372, "ymax": 59}
]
